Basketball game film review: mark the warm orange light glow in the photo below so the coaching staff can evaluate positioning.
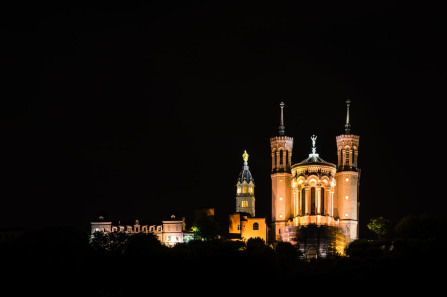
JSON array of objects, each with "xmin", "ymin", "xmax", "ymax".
[{"xmin": 345, "ymin": 195, "xmax": 349, "ymax": 199}]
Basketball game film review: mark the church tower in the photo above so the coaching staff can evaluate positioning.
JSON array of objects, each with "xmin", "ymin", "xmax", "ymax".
[
  {"xmin": 335, "ymin": 99, "xmax": 360, "ymax": 242},
  {"xmin": 236, "ymin": 150, "xmax": 255, "ymax": 217},
  {"xmin": 271, "ymin": 102, "xmax": 294, "ymax": 241}
]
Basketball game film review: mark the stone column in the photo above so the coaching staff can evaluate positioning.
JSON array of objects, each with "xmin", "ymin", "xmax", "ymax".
[
  {"xmin": 288, "ymin": 149, "xmax": 292, "ymax": 169},
  {"xmin": 283, "ymin": 150, "xmax": 287, "ymax": 169},
  {"xmin": 330, "ymin": 191, "xmax": 334, "ymax": 217},
  {"xmin": 276, "ymin": 151, "xmax": 280, "ymax": 169},
  {"xmin": 316, "ymin": 186, "xmax": 321, "ymax": 214},
  {"xmin": 337, "ymin": 148, "xmax": 341, "ymax": 167},
  {"xmin": 305, "ymin": 187, "xmax": 310, "ymax": 215},
  {"xmin": 293, "ymin": 189, "xmax": 298, "ymax": 217},
  {"xmin": 349, "ymin": 148, "xmax": 353, "ymax": 167}
]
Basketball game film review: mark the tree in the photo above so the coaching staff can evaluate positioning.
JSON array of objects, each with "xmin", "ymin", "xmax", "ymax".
[
  {"xmin": 275, "ymin": 241, "xmax": 301, "ymax": 262},
  {"xmin": 192, "ymin": 215, "xmax": 220, "ymax": 240},
  {"xmin": 367, "ymin": 217, "xmax": 393, "ymax": 240},
  {"xmin": 127, "ymin": 232, "xmax": 166, "ymax": 256},
  {"xmin": 395, "ymin": 214, "xmax": 446, "ymax": 240},
  {"xmin": 90, "ymin": 231, "xmax": 129, "ymax": 254},
  {"xmin": 246, "ymin": 237, "xmax": 267, "ymax": 252},
  {"xmin": 345, "ymin": 239, "xmax": 384, "ymax": 258}
]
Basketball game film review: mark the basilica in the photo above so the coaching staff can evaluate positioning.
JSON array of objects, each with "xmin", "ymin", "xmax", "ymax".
[
  {"xmin": 92, "ymin": 100, "xmax": 360, "ymax": 257},
  {"xmin": 271, "ymin": 100, "xmax": 359, "ymax": 256},
  {"xmin": 230, "ymin": 100, "xmax": 360, "ymax": 257}
]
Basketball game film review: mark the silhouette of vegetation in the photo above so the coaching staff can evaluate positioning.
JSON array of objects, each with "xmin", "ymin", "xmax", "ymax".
[
  {"xmin": 90, "ymin": 230, "xmax": 166, "ymax": 256},
  {"xmin": 191, "ymin": 215, "xmax": 220, "ymax": 240},
  {"xmin": 3, "ymin": 214, "xmax": 445, "ymax": 295},
  {"xmin": 367, "ymin": 216, "xmax": 394, "ymax": 240}
]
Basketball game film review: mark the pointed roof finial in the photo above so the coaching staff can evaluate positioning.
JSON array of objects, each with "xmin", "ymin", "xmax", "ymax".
[
  {"xmin": 345, "ymin": 99, "xmax": 351, "ymax": 134},
  {"xmin": 242, "ymin": 150, "xmax": 249, "ymax": 164},
  {"xmin": 279, "ymin": 102, "xmax": 285, "ymax": 136}
]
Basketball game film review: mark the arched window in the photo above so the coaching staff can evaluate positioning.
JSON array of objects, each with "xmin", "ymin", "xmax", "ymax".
[
  {"xmin": 311, "ymin": 187, "xmax": 316, "ymax": 215},
  {"xmin": 301, "ymin": 188, "xmax": 306, "ymax": 215},
  {"xmin": 285, "ymin": 150, "xmax": 288, "ymax": 166},
  {"xmin": 320, "ymin": 188, "xmax": 325, "ymax": 214},
  {"xmin": 280, "ymin": 150, "xmax": 283, "ymax": 165},
  {"xmin": 253, "ymin": 222, "xmax": 259, "ymax": 230},
  {"xmin": 243, "ymin": 187, "xmax": 247, "ymax": 193}
]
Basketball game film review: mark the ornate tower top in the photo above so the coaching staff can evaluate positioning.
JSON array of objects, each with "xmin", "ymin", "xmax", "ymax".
[
  {"xmin": 345, "ymin": 99, "xmax": 351, "ymax": 134},
  {"xmin": 236, "ymin": 150, "xmax": 255, "ymax": 217},
  {"xmin": 238, "ymin": 150, "xmax": 253, "ymax": 183},
  {"xmin": 279, "ymin": 102, "xmax": 285, "ymax": 136},
  {"xmin": 337, "ymin": 99, "xmax": 360, "ymax": 171}
]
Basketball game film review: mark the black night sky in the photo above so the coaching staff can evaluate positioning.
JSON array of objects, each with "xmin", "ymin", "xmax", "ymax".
[{"xmin": 2, "ymin": 2, "xmax": 446, "ymax": 238}]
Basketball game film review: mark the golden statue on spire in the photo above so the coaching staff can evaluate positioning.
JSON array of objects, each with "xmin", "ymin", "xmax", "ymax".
[{"xmin": 243, "ymin": 150, "xmax": 249, "ymax": 163}]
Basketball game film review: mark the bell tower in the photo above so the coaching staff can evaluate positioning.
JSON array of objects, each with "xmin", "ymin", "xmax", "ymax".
[
  {"xmin": 335, "ymin": 99, "xmax": 360, "ymax": 242},
  {"xmin": 271, "ymin": 102, "xmax": 294, "ymax": 241},
  {"xmin": 235, "ymin": 150, "xmax": 255, "ymax": 217}
]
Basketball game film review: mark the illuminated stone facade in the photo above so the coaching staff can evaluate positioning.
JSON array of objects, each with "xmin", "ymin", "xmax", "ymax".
[
  {"xmin": 271, "ymin": 101, "xmax": 360, "ymax": 257},
  {"xmin": 229, "ymin": 213, "xmax": 267, "ymax": 243},
  {"xmin": 229, "ymin": 151, "xmax": 268, "ymax": 242},
  {"xmin": 90, "ymin": 215, "xmax": 194, "ymax": 247}
]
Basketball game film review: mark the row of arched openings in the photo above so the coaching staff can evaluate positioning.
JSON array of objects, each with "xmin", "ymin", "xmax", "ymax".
[
  {"xmin": 301, "ymin": 187, "xmax": 325, "ymax": 215},
  {"xmin": 274, "ymin": 149, "xmax": 290, "ymax": 167},
  {"xmin": 340, "ymin": 148, "xmax": 356, "ymax": 166}
]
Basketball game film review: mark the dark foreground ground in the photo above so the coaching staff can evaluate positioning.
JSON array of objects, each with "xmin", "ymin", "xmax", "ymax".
[{"xmin": 2, "ymin": 220, "xmax": 445, "ymax": 296}]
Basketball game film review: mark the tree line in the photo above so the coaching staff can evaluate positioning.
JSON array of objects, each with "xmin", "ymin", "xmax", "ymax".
[{"xmin": 1, "ymin": 214, "xmax": 445, "ymax": 296}]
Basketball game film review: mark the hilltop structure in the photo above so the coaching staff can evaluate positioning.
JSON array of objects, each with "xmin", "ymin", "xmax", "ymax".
[
  {"xmin": 90, "ymin": 214, "xmax": 194, "ymax": 247},
  {"xmin": 228, "ymin": 151, "xmax": 268, "ymax": 242},
  {"xmin": 90, "ymin": 100, "xmax": 360, "ymax": 257},
  {"xmin": 271, "ymin": 100, "xmax": 360, "ymax": 257}
]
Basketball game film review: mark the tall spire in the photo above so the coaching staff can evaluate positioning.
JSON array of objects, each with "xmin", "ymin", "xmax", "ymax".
[
  {"xmin": 279, "ymin": 102, "xmax": 285, "ymax": 136},
  {"xmin": 345, "ymin": 99, "xmax": 351, "ymax": 134}
]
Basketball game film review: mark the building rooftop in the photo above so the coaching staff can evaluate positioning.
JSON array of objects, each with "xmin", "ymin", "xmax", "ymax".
[{"xmin": 297, "ymin": 154, "xmax": 336, "ymax": 167}]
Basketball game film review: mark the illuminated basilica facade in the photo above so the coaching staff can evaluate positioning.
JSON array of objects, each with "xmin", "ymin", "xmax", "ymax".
[{"xmin": 271, "ymin": 101, "xmax": 360, "ymax": 256}]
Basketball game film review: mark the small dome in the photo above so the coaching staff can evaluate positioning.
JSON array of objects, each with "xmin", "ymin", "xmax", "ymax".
[
  {"xmin": 297, "ymin": 135, "xmax": 336, "ymax": 167},
  {"xmin": 237, "ymin": 150, "xmax": 254, "ymax": 183},
  {"xmin": 238, "ymin": 165, "xmax": 254, "ymax": 183},
  {"xmin": 298, "ymin": 154, "xmax": 335, "ymax": 167}
]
